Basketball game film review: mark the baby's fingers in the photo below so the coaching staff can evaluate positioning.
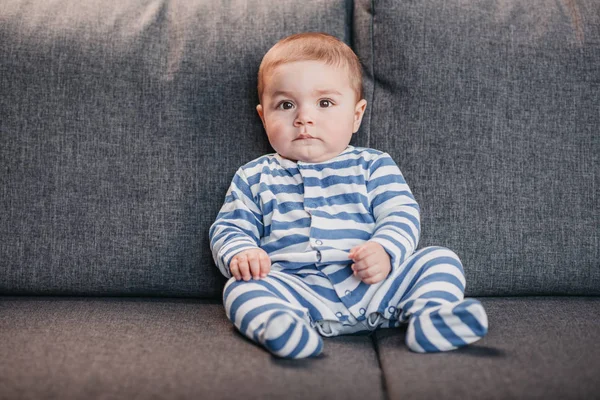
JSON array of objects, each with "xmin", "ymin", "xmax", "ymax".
[
  {"xmin": 247, "ymin": 252, "xmax": 261, "ymax": 280},
  {"xmin": 230, "ymin": 259, "xmax": 241, "ymax": 281},
  {"xmin": 348, "ymin": 245, "xmax": 363, "ymax": 259},
  {"xmin": 259, "ymin": 253, "xmax": 271, "ymax": 278},
  {"xmin": 237, "ymin": 256, "xmax": 252, "ymax": 281},
  {"xmin": 362, "ymin": 272, "xmax": 385, "ymax": 285},
  {"xmin": 354, "ymin": 265, "xmax": 378, "ymax": 280}
]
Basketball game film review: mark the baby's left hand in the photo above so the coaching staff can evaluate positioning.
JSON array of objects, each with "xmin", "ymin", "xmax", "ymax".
[{"xmin": 349, "ymin": 241, "xmax": 391, "ymax": 285}]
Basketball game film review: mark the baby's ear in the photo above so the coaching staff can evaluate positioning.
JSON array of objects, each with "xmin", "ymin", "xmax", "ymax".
[
  {"xmin": 256, "ymin": 104, "xmax": 266, "ymax": 127},
  {"xmin": 353, "ymin": 99, "xmax": 368, "ymax": 133}
]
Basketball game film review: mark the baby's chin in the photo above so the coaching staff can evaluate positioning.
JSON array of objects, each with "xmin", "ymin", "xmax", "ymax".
[{"xmin": 279, "ymin": 149, "xmax": 344, "ymax": 164}]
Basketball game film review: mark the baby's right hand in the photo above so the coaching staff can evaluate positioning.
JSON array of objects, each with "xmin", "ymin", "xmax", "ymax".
[{"xmin": 229, "ymin": 248, "xmax": 271, "ymax": 281}]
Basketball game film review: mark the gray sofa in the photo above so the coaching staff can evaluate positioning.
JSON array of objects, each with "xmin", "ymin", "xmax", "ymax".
[{"xmin": 1, "ymin": 0, "xmax": 598, "ymax": 399}]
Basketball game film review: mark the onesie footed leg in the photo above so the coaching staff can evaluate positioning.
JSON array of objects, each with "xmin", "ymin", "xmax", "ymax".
[
  {"xmin": 260, "ymin": 310, "xmax": 323, "ymax": 359},
  {"xmin": 405, "ymin": 298, "xmax": 488, "ymax": 353}
]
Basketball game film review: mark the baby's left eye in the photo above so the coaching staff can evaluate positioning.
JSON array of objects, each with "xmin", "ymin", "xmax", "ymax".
[{"xmin": 319, "ymin": 99, "xmax": 333, "ymax": 108}]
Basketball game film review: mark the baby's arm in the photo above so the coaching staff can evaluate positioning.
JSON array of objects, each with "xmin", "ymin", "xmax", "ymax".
[
  {"xmin": 363, "ymin": 153, "xmax": 421, "ymax": 271},
  {"xmin": 209, "ymin": 168, "xmax": 269, "ymax": 279}
]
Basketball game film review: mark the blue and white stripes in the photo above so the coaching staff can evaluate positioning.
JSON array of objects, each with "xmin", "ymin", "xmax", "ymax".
[
  {"xmin": 210, "ymin": 146, "xmax": 488, "ymax": 358},
  {"xmin": 220, "ymin": 247, "xmax": 488, "ymax": 358},
  {"xmin": 209, "ymin": 146, "xmax": 421, "ymax": 287}
]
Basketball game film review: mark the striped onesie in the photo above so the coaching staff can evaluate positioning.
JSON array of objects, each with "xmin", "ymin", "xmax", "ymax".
[{"xmin": 210, "ymin": 146, "xmax": 488, "ymax": 358}]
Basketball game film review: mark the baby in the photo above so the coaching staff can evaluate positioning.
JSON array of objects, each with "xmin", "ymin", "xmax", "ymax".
[{"xmin": 210, "ymin": 32, "xmax": 488, "ymax": 359}]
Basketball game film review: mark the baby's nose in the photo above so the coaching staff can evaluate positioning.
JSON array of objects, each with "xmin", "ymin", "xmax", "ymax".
[{"xmin": 293, "ymin": 109, "xmax": 314, "ymax": 126}]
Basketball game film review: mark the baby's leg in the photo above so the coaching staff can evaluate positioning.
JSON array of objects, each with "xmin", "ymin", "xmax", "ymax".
[
  {"xmin": 223, "ymin": 276, "xmax": 323, "ymax": 359},
  {"xmin": 371, "ymin": 246, "xmax": 488, "ymax": 352}
]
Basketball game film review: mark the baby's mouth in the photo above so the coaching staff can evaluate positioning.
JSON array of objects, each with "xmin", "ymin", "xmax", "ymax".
[{"xmin": 294, "ymin": 133, "xmax": 316, "ymax": 141}]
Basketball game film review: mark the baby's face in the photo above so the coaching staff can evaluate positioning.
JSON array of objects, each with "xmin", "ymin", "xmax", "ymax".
[{"xmin": 257, "ymin": 60, "xmax": 367, "ymax": 163}]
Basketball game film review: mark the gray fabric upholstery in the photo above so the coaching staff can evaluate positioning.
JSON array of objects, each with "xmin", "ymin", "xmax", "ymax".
[
  {"xmin": 0, "ymin": 0, "xmax": 356, "ymax": 297},
  {"xmin": 0, "ymin": 296, "xmax": 384, "ymax": 400},
  {"xmin": 1, "ymin": 296, "xmax": 598, "ymax": 399},
  {"xmin": 2, "ymin": 0, "xmax": 598, "ymax": 299},
  {"xmin": 373, "ymin": 297, "xmax": 600, "ymax": 400},
  {"xmin": 1, "ymin": 1, "xmax": 599, "ymax": 399},
  {"xmin": 354, "ymin": 0, "xmax": 600, "ymax": 296}
]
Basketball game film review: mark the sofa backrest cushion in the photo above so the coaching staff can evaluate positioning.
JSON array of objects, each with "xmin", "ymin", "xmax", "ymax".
[
  {"xmin": 354, "ymin": 0, "xmax": 600, "ymax": 295},
  {"xmin": 0, "ymin": 0, "xmax": 358, "ymax": 297}
]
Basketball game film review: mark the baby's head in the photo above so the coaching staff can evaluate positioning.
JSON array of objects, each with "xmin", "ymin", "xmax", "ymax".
[{"xmin": 256, "ymin": 32, "xmax": 367, "ymax": 163}]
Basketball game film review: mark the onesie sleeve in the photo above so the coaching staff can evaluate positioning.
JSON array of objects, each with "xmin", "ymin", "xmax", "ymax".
[
  {"xmin": 366, "ymin": 153, "xmax": 421, "ymax": 271},
  {"xmin": 209, "ymin": 168, "xmax": 264, "ymax": 278}
]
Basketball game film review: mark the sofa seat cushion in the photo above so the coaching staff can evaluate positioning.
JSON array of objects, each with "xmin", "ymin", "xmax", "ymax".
[
  {"xmin": 0, "ymin": 296, "xmax": 384, "ymax": 400},
  {"xmin": 373, "ymin": 296, "xmax": 600, "ymax": 400}
]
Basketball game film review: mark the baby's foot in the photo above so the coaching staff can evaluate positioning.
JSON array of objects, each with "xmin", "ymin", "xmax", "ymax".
[
  {"xmin": 405, "ymin": 298, "xmax": 488, "ymax": 353},
  {"xmin": 260, "ymin": 310, "xmax": 323, "ymax": 359}
]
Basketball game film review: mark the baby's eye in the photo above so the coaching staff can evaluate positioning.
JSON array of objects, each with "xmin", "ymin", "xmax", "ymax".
[
  {"xmin": 319, "ymin": 99, "xmax": 333, "ymax": 108},
  {"xmin": 277, "ymin": 101, "xmax": 294, "ymax": 110}
]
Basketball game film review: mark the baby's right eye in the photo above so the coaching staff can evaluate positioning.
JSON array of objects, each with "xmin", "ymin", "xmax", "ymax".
[{"xmin": 277, "ymin": 101, "xmax": 294, "ymax": 110}]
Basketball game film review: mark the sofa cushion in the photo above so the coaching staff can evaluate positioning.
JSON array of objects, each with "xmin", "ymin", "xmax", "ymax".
[
  {"xmin": 354, "ymin": 0, "xmax": 600, "ymax": 295},
  {"xmin": 0, "ymin": 0, "xmax": 358, "ymax": 297},
  {"xmin": 372, "ymin": 297, "xmax": 600, "ymax": 400},
  {"xmin": 2, "ymin": 296, "xmax": 598, "ymax": 399},
  {"xmin": 0, "ymin": 296, "xmax": 384, "ymax": 400}
]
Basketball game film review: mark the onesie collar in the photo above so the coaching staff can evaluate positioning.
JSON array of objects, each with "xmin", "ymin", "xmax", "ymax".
[{"xmin": 274, "ymin": 146, "xmax": 355, "ymax": 169}]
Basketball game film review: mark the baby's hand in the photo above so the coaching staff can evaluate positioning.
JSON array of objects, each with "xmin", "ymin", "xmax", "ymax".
[
  {"xmin": 230, "ymin": 248, "xmax": 271, "ymax": 281},
  {"xmin": 349, "ymin": 242, "xmax": 391, "ymax": 285}
]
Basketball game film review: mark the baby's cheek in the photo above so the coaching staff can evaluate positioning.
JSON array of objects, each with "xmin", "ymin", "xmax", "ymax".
[
  {"xmin": 266, "ymin": 116, "xmax": 290, "ymax": 132},
  {"xmin": 265, "ymin": 122, "xmax": 289, "ymax": 144}
]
